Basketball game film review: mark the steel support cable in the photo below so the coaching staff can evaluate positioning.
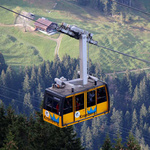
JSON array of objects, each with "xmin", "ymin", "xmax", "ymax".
[
  {"xmin": 0, "ymin": 5, "xmax": 150, "ymax": 64},
  {"xmin": 110, "ymin": 0, "xmax": 150, "ymax": 16},
  {"xmin": 0, "ymin": 94, "xmax": 41, "ymax": 110},
  {"xmin": 96, "ymin": 120, "xmax": 150, "ymax": 143},
  {"xmin": 97, "ymin": 45, "xmax": 150, "ymax": 64},
  {"xmin": 0, "ymin": 5, "xmax": 49, "ymax": 27},
  {"xmin": 1, "ymin": 89, "xmax": 150, "ymax": 143},
  {"xmin": 0, "ymin": 84, "xmax": 43, "ymax": 101},
  {"xmin": 0, "ymin": 86, "xmax": 42, "ymax": 103},
  {"xmin": 105, "ymin": 127, "xmax": 150, "ymax": 144}
]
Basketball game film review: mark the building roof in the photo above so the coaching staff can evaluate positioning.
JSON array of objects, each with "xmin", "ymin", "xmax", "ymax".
[{"xmin": 34, "ymin": 18, "xmax": 52, "ymax": 30}]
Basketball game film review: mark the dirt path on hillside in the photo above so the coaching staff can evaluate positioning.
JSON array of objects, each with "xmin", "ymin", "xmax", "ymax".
[
  {"xmin": 0, "ymin": 23, "xmax": 15, "ymax": 27},
  {"xmin": 55, "ymin": 34, "xmax": 63, "ymax": 56}
]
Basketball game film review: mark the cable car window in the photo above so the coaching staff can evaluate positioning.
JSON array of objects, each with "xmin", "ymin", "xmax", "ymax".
[
  {"xmin": 97, "ymin": 87, "xmax": 107, "ymax": 104},
  {"xmin": 52, "ymin": 100, "xmax": 59, "ymax": 114},
  {"xmin": 45, "ymin": 95, "xmax": 53, "ymax": 111},
  {"xmin": 75, "ymin": 94, "xmax": 84, "ymax": 110},
  {"xmin": 87, "ymin": 90, "xmax": 95, "ymax": 107},
  {"xmin": 63, "ymin": 97, "xmax": 73, "ymax": 114},
  {"xmin": 44, "ymin": 94, "xmax": 60, "ymax": 115}
]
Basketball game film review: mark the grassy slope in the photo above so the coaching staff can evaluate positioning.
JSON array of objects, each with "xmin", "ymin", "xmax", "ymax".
[
  {"xmin": 0, "ymin": 0, "xmax": 150, "ymax": 72},
  {"xmin": 0, "ymin": 0, "xmax": 57, "ymax": 68},
  {"xmin": 0, "ymin": 26, "xmax": 56, "ymax": 67}
]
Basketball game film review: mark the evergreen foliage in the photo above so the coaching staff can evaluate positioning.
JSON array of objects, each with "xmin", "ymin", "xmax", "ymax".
[
  {"xmin": 0, "ymin": 103, "xmax": 84, "ymax": 150},
  {"xmin": 0, "ymin": 53, "xmax": 149, "ymax": 149}
]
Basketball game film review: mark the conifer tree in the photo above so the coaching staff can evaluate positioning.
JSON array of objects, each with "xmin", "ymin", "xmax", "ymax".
[
  {"xmin": 126, "ymin": 133, "xmax": 141, "ymax": 150},
  {"xmin": 85, "ymin": 127, "xmax": 93, "ymax": 150},
  {"xmin": 23, "ymin": 73, "xmax": 30, "ymax": 93},
  {"xmin": 2, "ymin": 129, "xmax": 18, "ymax": 150},
  {"xmin": 101, "ymin": 134, "xmax": 113, "ymax": 150},
  {"xmin": 110, "ymin": 108, "xmax": 122, "ymax": 135},
  {"xmin": 30, "ymin": 65, "xmax": 37, "ymax": 91},
  {"xmin": 0, "ymin": 53, "xmax": 7, "ymax": 73},
  {"xmin": 0, "ymin": 102, "xmax": 7, "ymax": 147},
  {"xmin": 114, "ymin": 134, "xmax": 124, "ymax": 150},
  {"xmin": 132, "ymin": 109, "xmax": 138, "ymax": 132},
  {"xmin": 0, "ymin": 70, "xmax": 6, "ymax": 96},
  {"xmin": 132, "ymin": 85, "xmax": 140, "ymax": 105},
  {"xmin": 80, "ymin": 121, "xmax": 87, "ymax": 147},
  {"xmin": 111, "ymin": 0, "xmax": 117, "ymax": 17}
]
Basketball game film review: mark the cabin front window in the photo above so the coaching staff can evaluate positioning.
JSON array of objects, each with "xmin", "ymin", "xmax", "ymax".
[{"xmin": 44, "ymin": 94, "xmax": 60, "ymax": 115}]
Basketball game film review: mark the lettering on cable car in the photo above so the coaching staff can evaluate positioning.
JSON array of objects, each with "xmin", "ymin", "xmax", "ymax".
[
  {"xmin": 80, "ymin": 113, "xmax": 94, "ymax": 118},
  {"xmin": 44, "ymin": 115, "xmax": 59, "ymax": 125}
]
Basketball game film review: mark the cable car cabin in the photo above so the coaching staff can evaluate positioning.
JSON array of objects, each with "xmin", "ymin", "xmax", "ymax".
[{"xmin": 43, "ymin": 77, "xmax": 110, "ymax": 128}]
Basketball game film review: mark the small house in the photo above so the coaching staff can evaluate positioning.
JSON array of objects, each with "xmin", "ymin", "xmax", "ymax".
[{"xmin": 34, "ymin": 18, "xmax": 57, "ymax": 32}]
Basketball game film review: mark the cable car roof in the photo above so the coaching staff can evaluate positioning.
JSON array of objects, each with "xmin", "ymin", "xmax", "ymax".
[{"xmin": 45, "ymin": 79, "xmax": 106, "ymax": 98}]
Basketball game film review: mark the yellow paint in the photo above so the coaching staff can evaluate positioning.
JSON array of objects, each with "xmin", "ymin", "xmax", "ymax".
[
  {"xmin": 43, "ymin": 109, "xmax": 62, "ymax": 128},
  {"xmin": 43, "ymin": 84, "xmax": 110, "ymax": 128},
  {"xmin": 63, "ymin": 112, "xmax": 74, "ymax": 124},
  {"xmin": 97, "ymin": 102, "xmax": 108, "ymax": 114}
]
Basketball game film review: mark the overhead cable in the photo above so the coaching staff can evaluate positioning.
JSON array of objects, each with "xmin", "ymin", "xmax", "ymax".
[
  {"xmin": 0, "ymin": 5, "xmax": 48, "ymax": 27},
  {"xmin": 0, "ymin": 85, "xmax": 42, "ymax": 102},
  {"xmin": 110, "ymin": 0, "xmax": 150, "ymax": 16},
  {"xmin": 98, "ymin": 45, "xmax": 150, "ymax": 64},
  {"xmin": 0, "ymin": 93, "xmax": 41, "ymax": 110},
  {"xmin": 0, "ymin": 5, "xmax": 150, "ymax": 64}
]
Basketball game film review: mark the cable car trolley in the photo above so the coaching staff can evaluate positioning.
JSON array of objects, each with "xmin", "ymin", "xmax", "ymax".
[{"xmin": 43, "ymin": 23, "xmax": 110, "ymax": 128}]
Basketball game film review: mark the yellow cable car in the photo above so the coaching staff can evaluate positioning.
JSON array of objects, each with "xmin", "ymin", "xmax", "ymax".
[
  {"xmin": 43, "ymin": 23, "xmax": 110, "ymax": 127},
  {"xmin": 43, "ymin": 77, "xmax": 110, "ymax": 128}
]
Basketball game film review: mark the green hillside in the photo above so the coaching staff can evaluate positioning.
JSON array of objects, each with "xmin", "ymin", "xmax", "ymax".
[{"xmin": 0, "ymin": 0, "xmax": 150, "ymax": 72}]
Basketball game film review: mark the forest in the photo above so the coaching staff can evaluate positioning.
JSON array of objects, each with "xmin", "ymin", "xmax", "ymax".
[
  {"xmin": 0, "ymin": 52, "xmax": 149, "ymax": 149},
  {"xmin": 76, "ymin": 0, "xmax": 133, "ymax": 13}
]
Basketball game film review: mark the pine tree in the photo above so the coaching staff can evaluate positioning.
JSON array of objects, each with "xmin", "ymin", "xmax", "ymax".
[
  {"xmin": 80, "ymin": 121, "xmax": 87, "ymax": 147},
  {"xmin": 31, "ymin": 111, "xmax": 84, "ymax": 150},
  {"xmin": 91, "ymin": 118, "xmax": 98, "ymax": 137},
  {"xmin": 0, "ymin": 102, "xmax": 7, "ymax": 147},
  {"xmin": 0, "ymin": 70, "xmax": 6, "ymax": 96},
  {"xmin": 110, "ymin": 108, "xmax": 122, "ymax": 135},
  {"xmin": 0, "ymin": 53, "xmax": 7, "ymax": 73},
  {"xmin": 2, "ymin": 128, "xmax": 18, "ymax": 150},
  {"xmin": 111, "ymin": 0, "xmax": 117, "ymax": 17},
  {"xmin": 132, "ymin": 85, "xmax": 140, "ymax": 105},
  {"xmin": 23, "ymin": 93, "xmax": 33, "ymax": 116},
  {"xmin": 114, "ymin": 134, "xmax": 124, "ymax": 150},
  {"xmin": 101, "ymin": 134, "xmax": 113, "ymax": 150},
  {"xmin": 140, "ymin": 104, "xmax": 147, "ymax": 128},
  {"xmin": 85, "ymin": 127, "xmax": 93, "ymax": 150},
  {"xmin": 126, "ymin": 133, "xmax": 141, "ymax": 150},
  {"xmin": 132, "ymin": 109, "xmax": 138, "ymax": 132},
  {"xmin": 30, "ymin": 65, "xmax": 37, "ymax": 91},
  {"xmin": 100, "ymin": 0, "xmax": 108, "ymax": 14},
  {"xmin": 23, "ymin": 73, "xmax": 30, "ymax": 93},
  {"xmin": 124, "ymin": 111, "xmax": 130, "ymax": 129}
]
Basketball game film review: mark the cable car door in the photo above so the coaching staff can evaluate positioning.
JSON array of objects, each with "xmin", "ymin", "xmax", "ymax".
[
  {"xmin": 74, "ymin": 92, "xmax": 85, "ymax": 122},
  {"xmin": 96, "ymin": 86, "xmax": 108, "ymax": 114},
  {"xmin": 86, "ymin": 89, "xmax": 97, "ymax": 117},
  {"xmin": 63, "ymin": 96, "xmax": 74, "ymax": 126}
]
